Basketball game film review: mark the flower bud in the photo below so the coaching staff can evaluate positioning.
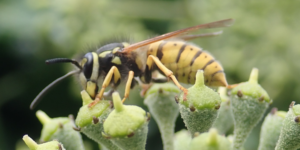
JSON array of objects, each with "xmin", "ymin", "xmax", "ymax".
[
  {"xmin": 178, "ymin": 70, "xmax": 222, "ymax": 135},
  {"xmin": 23, "ymin": 134, "xmax": 65, "ymax": 150},
  {"xmin": 36, "ymin": 110, "xmax": 84, "ymax": 150},
  {"xmin": 189, "ymin": 128, "xmax": 231, "ymax": 150},
  {"xmin": 230, "ymin": 68, "xmax": 271, "ymax": 150},
  {"xmin": 75, "ymin": 90, "xmax": 119, "ymax": 150},
  {"xmin": 275, "ymin": 103, "xmax": 300, "ymax": 150},
  {"xmin": 103, "ymin": 92, "xmax": 149, "ymax": 150},
  {"xmin": 258, "ymin": 108, "xmax": 286, "ymax": 150},
  {"xmin": 144, "ymin": 82, "xmax": 180, "ymax": 150}
]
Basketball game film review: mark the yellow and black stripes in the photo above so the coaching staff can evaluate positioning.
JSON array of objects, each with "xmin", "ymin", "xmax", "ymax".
[
  {"xmin": 175, "ymin": 44, "xmax": 187, "ymax": 63},
  {"xmin": 156, "ymin": 41, "xmax": 167, "ymax": 60},
  {"xmin": 147, "ymin": 40, "xmax": 227, "ymax": 87},
  {"xmin": 202, "ymin": 59, "xmax": 215, "ymax": 70},
  {"xmin": 31, "ymin": 19, "xmax": 232, "ymax": 109}
]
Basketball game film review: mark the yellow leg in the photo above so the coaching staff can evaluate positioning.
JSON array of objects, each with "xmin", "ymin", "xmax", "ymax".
[
  {"xmin": 122, "ymin": 71, "xmax": 134, "ymax": 103},
  {"xmin": 147, "ymin": 55, "xmax": 188, "ymax": 100},
  {"xmin": 139, "ymin": 83, "xmax": 153, "ymax": 97},
  {"xmin": 227, "ymin": 83, "xmax": 241, "ymax": 89},
  {"xmin": 88, "ymin": 66, "xmax": 121, "ymax": 108}
]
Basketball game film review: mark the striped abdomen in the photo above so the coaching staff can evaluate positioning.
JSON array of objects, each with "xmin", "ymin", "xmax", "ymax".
[{"xmin": 147, "ymin": 40, "xmax": 227, "ymax": 87}]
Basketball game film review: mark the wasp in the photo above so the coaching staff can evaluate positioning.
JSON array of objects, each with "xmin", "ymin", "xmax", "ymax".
[{"xmin": 30, "ymin": 18, "xmax": 234, "ymax": 109}]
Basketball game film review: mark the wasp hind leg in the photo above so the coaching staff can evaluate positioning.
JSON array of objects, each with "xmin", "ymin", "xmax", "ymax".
[
  {"xmin": 152, "ymin": 77, "xmax": 168, "ymax": 83},
  {"xmin": 88, "ymin": 66, "xmax": 121, "ymax": 108},
  {"xmin": 145, "ymin": 55, "xmax": 188, "ymax": 100},
  {"xmin": 139, "ymin": 74, "xmax": 168, "ymax": 97},
  {"xmin": 227, "ymin": 83, "xmax": 240, "ymax": 89}
]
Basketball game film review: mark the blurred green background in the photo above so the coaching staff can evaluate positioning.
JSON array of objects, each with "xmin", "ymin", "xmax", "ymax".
[{"xmin": 1, "ymin": 0, "xmax": 300, "ymax": 149}]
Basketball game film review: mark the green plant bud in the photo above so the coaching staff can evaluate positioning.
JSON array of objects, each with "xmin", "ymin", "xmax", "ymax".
[
  {"xmin": 230, "ymin": 68, "xmax": 271, "ymax": 150},
  {"xmin": 75, "ymin": 90, "xmax": 119, "ymax": 150},
  {"xmin": 189, "ymin": 128, "xmax": 231, "ymax": 150},
  {"xmin": 103, "ymin": 92, "xmax": 149, "ymax": 150},
  {"xmin": 23, "ymin": 134, "xmax": 65, "ymax": 150},
  {"xmin": 144, "ymin": 82, "xmax": 180, "ymax": 150},
  {"xmin": 36, "ymin": 110, "xmax": 85, "ymax": 150},
  {"xmin": 174, "ymin": 129, "xmax": 192, "ymax": 150},
  {"xmin": 212, "ymin": 87, "xmax": 234, "ymax": 134},
  {"xmin": 275, "ymin": 103, "xmax": 300, "ymax": 150},
  {"xmin": 178, "ymin": 70, "xmax": 222, "ymax": 135},
  {"xmin": 258, "ymin": 108, "xmax": 286, "ymax": 150}
]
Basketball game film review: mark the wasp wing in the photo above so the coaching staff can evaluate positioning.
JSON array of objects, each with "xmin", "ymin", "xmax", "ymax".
[
  {"xmin": 177, "ymin": 31, "xmax": 223, "ymax": 41},
  {"xmin": 121, "ymin": 18, "xmax": 234, "ymax": 53}
]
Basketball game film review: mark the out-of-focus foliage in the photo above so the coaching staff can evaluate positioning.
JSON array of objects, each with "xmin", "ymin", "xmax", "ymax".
[{"xmin": 0, "ymin": 0, "xmax": 299, "ymax": 150}]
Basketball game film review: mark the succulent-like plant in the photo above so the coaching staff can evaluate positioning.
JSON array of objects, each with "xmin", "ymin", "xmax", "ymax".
[
  {"xmin": 23, "ymin": 134, "xmax": 65, "ymax": 150},
  {"xmin": 178, "ymin": 70, "xmax": 222, "ymax": 135},
  {"xmin": 144, "ymin": 82, "xmax": 180, "ymax": 150},
  {"xmin": 23, "ymin": 68, "xmax": 298, "ymax": 150},
  {"xmin": 102, "ymin": 92, "xmax": 150, "ymax": 150},
  {"xmin": 258, "ymin": 108, "xmax": 286, "ymax": 150},
  {"xmin": 230, "ymin": 68, "xmax": 272, "ymax": 150},
  {"xmin": 36, "ymin": 110, "xmax": 84, "ymax": 150},
  {"xmin": 75, "ymin": 90, "xmax": 118, "ymax": 150},
  {"xmin": 275, "ymin": 102, "xmax": 300, "ymax": 150}
]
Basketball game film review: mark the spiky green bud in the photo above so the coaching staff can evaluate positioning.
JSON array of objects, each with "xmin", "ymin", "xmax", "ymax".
[
  {"xmin": 230, "ymin": 68, "xmax": 271, "ymax": 150},
  {"xmin": 103, "ymin": 92, "xmax": 149, "ymax": 150},
  {"xmin": 75, "ymin": 90, "xmax": 119, "ymax": 150},
  {"xmin": 179, "ymin": 70, "xmax": 222, "ymax": 134},
  {"xmin": 174, "ymin": 130, "xmax": 192, "ymax": 150},
  {"xmin": 144, "ymin": 82, "xmax": 180, "ymax": 150},
  {"xmin": 36, "ymin": 110, "xmax": 84, "ymax": 150},
  {"xmin": 275, "ymin": 103, "xmax": 300, "ymax": 150},
  {"xmin": 189, "ymin": 128, "xmax": 231, "ymax": 150},
  {"xmin": 258, "ymin": 108, "xmax": 286, "ymax": 150},
  {"xmin": 23, "ymin": 134, "xmax": 65, "ymax": 150}
]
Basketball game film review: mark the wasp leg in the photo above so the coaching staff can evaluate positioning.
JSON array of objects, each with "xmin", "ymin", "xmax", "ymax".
[
  {"xmin": 152, "ymin": 78, "xmax": 168, "ymax": 83},
  {"xmin": 139, "ymin": 71, "xmax": 167, "ymax": 96},
  {"xmin": 122, "ymin": 71, "xmax": 134, "ymax": 103},
  {"xmin": 103, "ymin": 88, "xmax": 115, "ymax": 97},
  {"xmin": 139, "ymin": 83, "xmax": 153, "ymax": 97},
  {"xmin": 88, "ymin": 66, "xmax": 121, "ymax": 108},
  {"xmin": 139, "ymin": 78, "xmax": 167, "ymax": 96},
  {"xmin": 227, "ymin": 83, "xmax": 240, "ymax": 89},
  {"xmin": 146, "ymin": 55, "xmax": 188, "ymax": 100}
]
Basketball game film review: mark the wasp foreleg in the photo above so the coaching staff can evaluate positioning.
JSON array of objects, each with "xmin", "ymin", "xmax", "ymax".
[
  {"xmin": 122, "ymin": 71, "xmax": 134, "ymax": 103},
  {"xmin": 88, "ymin": 66, "xmax": 121, "ymax": 108},
  {"xmin": 146, "ymin": 55, "xmax": 188, "ymax": 100}
]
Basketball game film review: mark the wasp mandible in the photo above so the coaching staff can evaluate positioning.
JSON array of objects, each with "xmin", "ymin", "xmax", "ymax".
[{"xmin": 30, "ymin": 18, "xmax": 234, "ymax": 109}]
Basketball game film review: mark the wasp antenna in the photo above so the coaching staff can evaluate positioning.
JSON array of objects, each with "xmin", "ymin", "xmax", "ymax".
[
  {"xmin": 46, "ymin": 58, "xmax": 82, "ymax": 70},
  {"xmin": 30, "ymin": 70, "xmax": 79, "ymax": 110}
]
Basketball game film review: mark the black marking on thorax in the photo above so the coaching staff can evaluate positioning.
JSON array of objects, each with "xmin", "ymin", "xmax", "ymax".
[{"xmin": 119, "ymin": 52, "xmax": 143, "ymax": 77}]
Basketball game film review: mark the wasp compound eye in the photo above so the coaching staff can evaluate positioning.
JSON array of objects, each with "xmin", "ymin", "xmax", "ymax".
[{"xmin": 82, "ymin": 53, "xmax": 94, "ymax": 80}]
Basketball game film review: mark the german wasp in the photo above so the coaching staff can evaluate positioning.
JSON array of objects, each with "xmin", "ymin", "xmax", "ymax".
[{"xmin": 30, "ymin": 18, "xmax": 234, "ymax": 109}]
